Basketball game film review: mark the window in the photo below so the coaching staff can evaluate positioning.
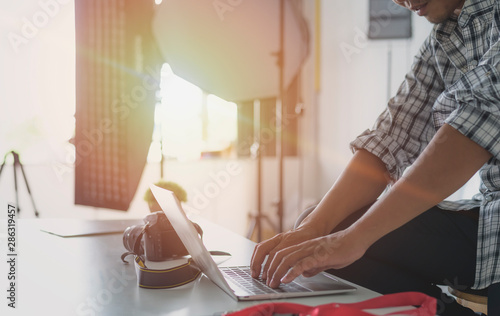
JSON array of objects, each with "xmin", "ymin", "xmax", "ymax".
[{"xmin": 147, "ymin": 64, "xmax": 238, "ymax": 162}]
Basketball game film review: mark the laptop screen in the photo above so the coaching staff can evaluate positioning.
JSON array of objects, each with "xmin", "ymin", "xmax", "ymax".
[{"xmin": 149, "ymin": 185, "xmax": 236, "ymax": 297}]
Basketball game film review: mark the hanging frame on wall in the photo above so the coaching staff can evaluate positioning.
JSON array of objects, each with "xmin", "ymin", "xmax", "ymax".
[{"xmin": 368, "ymin": 0, "xmax": 412, "ymax": 39}]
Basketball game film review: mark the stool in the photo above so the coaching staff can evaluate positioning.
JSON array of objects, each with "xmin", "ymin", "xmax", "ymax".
[{"xmin": 448, "ymin": 287, "xmax": 488, "ymax": 315}]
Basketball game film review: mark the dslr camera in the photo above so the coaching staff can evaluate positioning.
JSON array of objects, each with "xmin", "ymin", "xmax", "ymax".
[{"xmin": 122, "ymin": 211, "xmax": 202, "ymax": 262}]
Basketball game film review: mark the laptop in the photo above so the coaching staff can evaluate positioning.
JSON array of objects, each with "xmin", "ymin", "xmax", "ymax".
[{"xmin": 150, "ymin": 184, "xmax": 356, "ymax": 301}]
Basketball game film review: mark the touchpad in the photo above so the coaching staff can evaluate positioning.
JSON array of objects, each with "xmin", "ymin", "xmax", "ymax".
[{"xmin": 296, "ymin": 273, "xmax": 354, "ymax": 291}]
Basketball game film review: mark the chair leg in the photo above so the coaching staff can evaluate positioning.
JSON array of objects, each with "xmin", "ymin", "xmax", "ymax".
[
  {"xmin": 455, "ymin": 298, "xmax": 488, "ymax": 315},
  {"xmin": 449, "ymin": 287, "xmax": 488, "ymax": 315}
]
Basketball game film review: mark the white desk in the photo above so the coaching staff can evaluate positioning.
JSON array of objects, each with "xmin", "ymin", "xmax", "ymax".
[{"xmin": 0, "ymin": 216, "xmax": 386, "ymax": 316}]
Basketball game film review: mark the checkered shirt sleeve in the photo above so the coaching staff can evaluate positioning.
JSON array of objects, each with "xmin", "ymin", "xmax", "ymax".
[{"xmin": 350, "ymin": 35, "xmax": 444, "ymax": 181}]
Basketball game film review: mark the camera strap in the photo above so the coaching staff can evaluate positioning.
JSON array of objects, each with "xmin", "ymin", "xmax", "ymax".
[
  {"xmin": 132, "ymin": 255, "xmax": 202, "ymax": 289},
  {"xmin": 122, "ymin": 250, "xmax": 231, "ymax": 289}
]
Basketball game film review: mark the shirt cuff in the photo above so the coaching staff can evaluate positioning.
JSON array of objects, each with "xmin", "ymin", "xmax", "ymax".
[
  {"xmin": 350, "ymin": 129, "xmax": 406, "ymax": 181},
  {"xmin": 445, "ymin": 105, "xmax": 500, "ymax": 160}
]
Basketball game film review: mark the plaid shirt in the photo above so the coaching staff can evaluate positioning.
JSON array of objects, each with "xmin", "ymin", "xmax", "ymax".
[{"xmin": 350, "ymin": 0, "xmax": 500, "ymax": 290}]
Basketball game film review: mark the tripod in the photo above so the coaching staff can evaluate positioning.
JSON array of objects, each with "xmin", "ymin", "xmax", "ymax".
[
  {"xmin": 0, "ymin": 151, "xmax": 39, "ymax": 217},
  {"xmin": 246, "ymin": 100, "xmax": 279, "ymax": 242}
]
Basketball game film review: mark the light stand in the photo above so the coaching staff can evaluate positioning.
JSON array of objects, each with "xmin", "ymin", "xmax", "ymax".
[
  {"xmin": 247, "ymin": 0, "xmax": 286, "ymax": 240},
  {"xmin": 0, "ymin": 151, "xmax": 40, "ymax": 217},
  {"xmin": 247, "ymin": 100, "xmax": 279, "ymax": 242},
  {"xmin": 276, "ymin": 0, "xmax": 285, "ymax": 233}
]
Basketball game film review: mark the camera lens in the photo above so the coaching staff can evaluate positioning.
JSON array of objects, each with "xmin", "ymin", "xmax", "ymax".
[{"xmin": 123, "ymin": 225, "xmax": 145, "ymax": 255}]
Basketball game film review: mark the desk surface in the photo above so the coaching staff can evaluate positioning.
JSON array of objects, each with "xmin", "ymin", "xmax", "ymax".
[{"xmin": 0, "ymin": 216, "xmax": 386, "ymax": 316}]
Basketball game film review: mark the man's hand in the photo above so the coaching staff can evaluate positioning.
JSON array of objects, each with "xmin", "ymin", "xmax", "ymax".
[
  {"xmin": 262, "ymin": 229, "xmax": 366, "ymax": 288},
  {"xmin": 250, "ymin": 225, "xmax": 322, "ymax": 282},
  {"xmin": 250, "ymin": 150, "xmax": 391, "ymax": 288}
]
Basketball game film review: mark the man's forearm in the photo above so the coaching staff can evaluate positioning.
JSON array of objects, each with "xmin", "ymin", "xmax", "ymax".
[
  {"xmin": 348, "ymin": 124, "xmax": 492, "ymax": 250},
  {"xmin": 299, "ymin": 149, "xmax": 390, "ymax": 235}
]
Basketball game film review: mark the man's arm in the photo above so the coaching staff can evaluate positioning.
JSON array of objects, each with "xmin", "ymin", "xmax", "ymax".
[
  {"xmin": 297, "ymin": 149, "xmax": 390, "ymax": 234},
  {"xmin": 251, "ymin": 149, "xmax": 390, "ymax": 279},
  {"xmin": 345, "ymin": 123, "xmax": 491, "ymax": 254},
  {"xmin": 267, "ymin": 124, "xmax": 491, "ymax": 288}
]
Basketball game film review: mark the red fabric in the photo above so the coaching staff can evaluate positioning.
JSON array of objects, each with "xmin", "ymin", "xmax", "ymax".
[{"xmin": 224, "ymin": 292, "xmax": 436, "ymax": 316}]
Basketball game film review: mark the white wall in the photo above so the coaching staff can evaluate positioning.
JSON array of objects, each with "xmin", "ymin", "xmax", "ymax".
[
  {"xmin": 0, "ymin": 0, "xmax": 76, "ymax": 164},
  {"xmin": 315, "ymin": 1, "xmax": 434, "ymax": 196}
]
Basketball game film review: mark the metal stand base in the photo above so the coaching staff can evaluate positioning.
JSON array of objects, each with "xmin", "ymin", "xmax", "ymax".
[{"xmin": 0, "ymin": 151, "xmax": 40, "ymax": 217}]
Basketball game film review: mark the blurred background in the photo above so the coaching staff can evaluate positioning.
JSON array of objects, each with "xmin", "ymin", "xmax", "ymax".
[{"xmin": 0, "ymin": 0, "xmax": 478, "ymax": 240}]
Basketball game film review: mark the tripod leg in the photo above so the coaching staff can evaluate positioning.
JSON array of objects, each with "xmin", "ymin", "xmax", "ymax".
[
  {"xmin": 13, "ymin": 158, "xmax": 20, "ymax": 214},
  {"xmin": 0, "ymin": 154, "xmax": 7, "ymax": 178},
  {"xmin": 16, "ymin": 156, "xmax": 39, "ymax": 217}
]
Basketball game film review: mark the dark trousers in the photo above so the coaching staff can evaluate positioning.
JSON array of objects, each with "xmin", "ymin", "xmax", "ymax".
[{"xmin": 321, "ymin": 204, "xmax": 489, "ymax": 316}]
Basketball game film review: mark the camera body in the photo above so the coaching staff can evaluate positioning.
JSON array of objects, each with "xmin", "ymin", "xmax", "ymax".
[
  {"xmin": 123, "ymin": 211, "xmax": 201, "ymax": 262},
  {"xmin": 143, "ymin": 211, "xmax": 189, "ymax": 261}
]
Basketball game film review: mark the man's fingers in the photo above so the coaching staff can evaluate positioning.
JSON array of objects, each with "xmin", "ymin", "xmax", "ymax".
[
  {"xmin": 255, "ymin": 234, "xmax": 295, "ymax": 280},
  {"xmin": 267, "ymin": 248, "xmax": 308, "ymax": 288},
  {"xmin": 267, "ymin": 237, "xmax": 337, "ymax": 287},
  {"xmin": 250, "ymin": 234, "xmax": 282, "ymax": 278},
  {"xmin": 262, "ymin": 245, "xmax": 290, "ymax": 280},
  {"xmin": 265, "ymin": 245, "xmax": 300, "ymax": 286},
  {"xmin": 301, "ymin": 267, "xmax": 322, "ymax": 278},
  {"xmin": 280, "ymin": 265, "xmax": 305, "ymax": 284},
  {"xmin": 259, "ymin": 231, "xmax": 364, "ymax": 288},
  {"xmin": 261, "ymin": 253, "xmax": 274, "ymax": 280}
]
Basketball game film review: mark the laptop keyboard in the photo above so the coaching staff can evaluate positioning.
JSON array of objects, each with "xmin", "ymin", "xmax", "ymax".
[{"xmin": 220, "ymin": 266, "xmax": 312, "ymax": 295}]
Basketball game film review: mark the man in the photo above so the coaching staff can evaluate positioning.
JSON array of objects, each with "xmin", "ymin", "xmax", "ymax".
[{"xmin": 250, "ymin": 0, "xmax": 500, "ymax": 315}]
